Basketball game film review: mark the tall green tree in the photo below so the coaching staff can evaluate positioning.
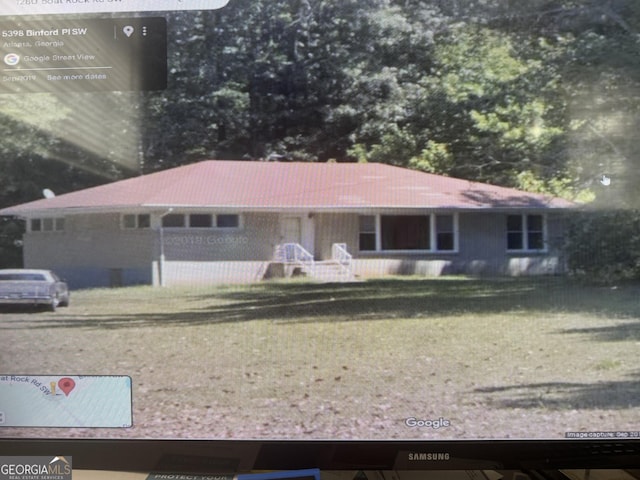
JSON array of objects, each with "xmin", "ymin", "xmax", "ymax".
[{"xmin": 142, "ymin": 0, "xmax": 400, "ymax": 169}]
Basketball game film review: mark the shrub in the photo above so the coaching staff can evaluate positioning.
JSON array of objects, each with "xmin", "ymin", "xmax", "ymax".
[
  {"xmin": 0, "ymin": 217, "xmax": 24, "ymax": 268},
  {"xmin": 565, "ymin": 210, "xmax": 640, "ymax": 283}
]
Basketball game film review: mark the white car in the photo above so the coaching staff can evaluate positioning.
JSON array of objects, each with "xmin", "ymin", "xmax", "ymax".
[{"xmin": 0, "ymin": 269, "xmax": 70, "ymax": 311}]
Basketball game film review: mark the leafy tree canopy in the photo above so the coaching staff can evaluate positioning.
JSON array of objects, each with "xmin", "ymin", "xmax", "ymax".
[{"xmin": 2, "ymin": 0, "xmax": 640, "ymax": 210}]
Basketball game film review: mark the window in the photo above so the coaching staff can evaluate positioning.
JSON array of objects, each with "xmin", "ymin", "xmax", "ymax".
[
  {"xmin": 507, "ymin": 215, "xmax": 523, "ymax": 250},
  {"xmin": 123, "ymin": 214, "xmax": 136, "ymax": 229},
  {"xmin": 30, "ymin": 217, "xmax": 65, "ymax": 232},
  {"xmin": 162, "ymin": 213, "xmax": 185, "ymax": 228},
  {"xmin": 381, "ymin": 215, "xmax": 430, "ymax": 250},
  {"xmin": 359, "ymin": 215, "xmax": 376, "ymax": 251},
  {"xmin": 216, "ymin": 214, "xmax": 239, "ymax": 228},
  {"xmin": 160, "ymin": 213, "xmax": 241, "ymax": 229},
  {"xmin": 138, "ymin": 214, "xmax": 151, "ymax": 229},
  {"xmin": 527, "ymin": 214, "xmax": 544, "ymax": 250},
  {"xmin": 189, "ymin": 214, "xmax": 213, "ymax": 228},
  {"xmin": 42, "ymin": 218, "xmax": 54, "ymax": 231},
  {"xmin": 359, "ymin": 213, "xmax": 457, "ymax": 252},
  {"xmin": 507, "ymin": 214, "xmax": 545, "ymax": 251},
  {"xmin": 123, "ymin": 214, "xmax": 150, "ymax": 229},
  {"xmin": 0, "ymin": 273, "xmax": 46, "ymax": 281},
  {"xmin": 436, "ymin": 215, "xmax": 455, "ymax": 251}
]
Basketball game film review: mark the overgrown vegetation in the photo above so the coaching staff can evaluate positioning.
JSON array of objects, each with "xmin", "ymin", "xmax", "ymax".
[{"xmin": 566, "ymin": 210, "xmax": 640, "ymax": 283}]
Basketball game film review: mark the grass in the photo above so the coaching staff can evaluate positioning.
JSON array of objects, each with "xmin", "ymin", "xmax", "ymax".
[{"xmin": 2, "ymin": 276, "xmax": 640, "ymax": 439}]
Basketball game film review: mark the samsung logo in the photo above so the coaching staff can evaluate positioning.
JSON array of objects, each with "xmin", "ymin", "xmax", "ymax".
[{"xmin": 408, "ymin": 452, "xmax": 450, "ymax": 461}]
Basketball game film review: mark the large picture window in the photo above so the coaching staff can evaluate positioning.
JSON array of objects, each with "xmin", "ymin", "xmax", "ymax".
[
  {"xmin": 359, "ymin": 213, "xmax": 457, "ymax": 252},
  {"xmin": 507, "ymin": 214, "xmax": 545, "ymax": 251},
  {"xmin": 381, "ymin": 215, "xmax": 430, "ymax": 250}
]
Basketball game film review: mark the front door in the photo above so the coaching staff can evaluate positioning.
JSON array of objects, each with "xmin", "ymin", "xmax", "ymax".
[
  {"xmin": 282, "ymin": 217, "xmax": 302, "ymax": 245},
  {"xmin": 280, "ymin": 215, "xmax": 315, "ymax": 260}
]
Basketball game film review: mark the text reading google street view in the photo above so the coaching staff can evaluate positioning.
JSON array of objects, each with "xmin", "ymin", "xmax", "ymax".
[{"xmin": 1, "ymin": 17, "xmax": 166, "ymax": 92}]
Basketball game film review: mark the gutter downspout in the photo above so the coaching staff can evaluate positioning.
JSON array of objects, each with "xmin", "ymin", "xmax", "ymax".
[{"xmin": 158, "ymin": 208, "xmax": 174, "ymax": 287}]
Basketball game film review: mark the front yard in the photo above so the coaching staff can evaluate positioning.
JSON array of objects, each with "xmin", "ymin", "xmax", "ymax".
[{"xmin": 2, "ymin": 276, "xmax": 640, "ymax": 439}]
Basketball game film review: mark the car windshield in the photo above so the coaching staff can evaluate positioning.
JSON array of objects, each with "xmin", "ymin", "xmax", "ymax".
[{"xmin": 0, "ymin": 273, "xmax": 47, "ymax": 281}]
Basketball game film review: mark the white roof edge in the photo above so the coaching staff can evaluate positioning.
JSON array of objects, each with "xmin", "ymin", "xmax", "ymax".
[{"xmin": 1, "ymin": 203, "xmax": 573, "ymax": 218}]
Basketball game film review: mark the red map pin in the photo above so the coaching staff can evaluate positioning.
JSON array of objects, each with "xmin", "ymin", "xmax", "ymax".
[{"xmin": 58, "ymin": 378, "xmax": 76, "ymax": 396}]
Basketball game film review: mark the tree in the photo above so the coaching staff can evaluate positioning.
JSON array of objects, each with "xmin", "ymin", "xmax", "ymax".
[
  {"xmin": 0, "ymin": 92, "xmax": 134, "ymax": 267},
  {"xmin": 478, "ymin": 0, "xmax": 640, "ymax": 205},
  {"xmin": 344, "ymin": 22, "xmax": 571, "ymax": 194},
  {"xmin": 142, "ymin": 1, "xmax": 389, "ymax": 168}
]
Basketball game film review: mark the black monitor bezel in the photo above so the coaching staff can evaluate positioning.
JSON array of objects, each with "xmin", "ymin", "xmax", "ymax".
[{"xmin": 2, "ymin": 439, "xmax": 640, "ymax": 472}]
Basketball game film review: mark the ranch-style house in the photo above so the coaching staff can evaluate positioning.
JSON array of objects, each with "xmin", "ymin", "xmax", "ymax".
[{"xmin": 0, "ymin": 160, "xmax": 574, "ymax": 288}]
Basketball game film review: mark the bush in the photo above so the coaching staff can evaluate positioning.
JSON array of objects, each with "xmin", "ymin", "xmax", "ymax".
[
  {"xmin": 0, "ymin": 217, "xmax": 24, "ymax": 269},
  {"xmin": 565, "ymin": 210, "xmax": 640, "ymax": 283}
]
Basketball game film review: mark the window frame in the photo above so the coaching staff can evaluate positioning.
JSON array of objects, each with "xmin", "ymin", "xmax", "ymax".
[
  {"xmin": 506, "ymin": 213, "xmax": 547, "ymax": 253},
  {"xmin": 30, "ymin": 218, "xmax": 42, "ymax": 232},
  {"xmin": 158, "ymin": 212, "xmax": 243, "ymax": 230},
  {"xmin": 161, "ymin": 213, "xmax": 187, "ymax": 228},
  {"xmin": 358, "ymin": 215, "xmax": 377, "ymax": 251},
  {"xmin": 215, "ymin": 214, "xmax": 241, "ymax": 229},
  {"xmin": 435, "ymin": 214, "xmax": 456, "ymax": 252},
  {"xmin": 29, "ymin": 217, "xmax": 65, "ymax": 233},
  {"xmin": 358, "ymin": 212, "xmax": 459, "ymax": 254},
  {"xmin": 188, "ymin": 213, "xmax": 214, "ymax": 228},
  {"xmin": 380, "ymin": 215, "xmax": 431, "ymax": 251},
  {"xmin": 122, "ymin": 213, "xmax": 151, "ymax": 230}
]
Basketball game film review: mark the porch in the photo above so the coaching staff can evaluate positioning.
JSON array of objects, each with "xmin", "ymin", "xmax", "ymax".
[{"xmin": 268, "ymin": 242, "xmax": 356, "ymax": 282}]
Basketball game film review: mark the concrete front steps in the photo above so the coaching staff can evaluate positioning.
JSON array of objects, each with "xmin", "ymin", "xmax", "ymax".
[
  {"xmin": 262, "ymin": 260, "xmax": 357, "ymax": 283},
  {"xmin": 307, "ymin": 260, "xmax": 356, "ymax": 283}
]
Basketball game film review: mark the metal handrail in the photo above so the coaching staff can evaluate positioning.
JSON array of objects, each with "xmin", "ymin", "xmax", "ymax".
[
  {"xmin": 275, "ymin": 243, "xmax": 315, "ymax": 276},
  {"xmin": 331, "ymin": 243, "xmax": 352, "ymax": 278}
]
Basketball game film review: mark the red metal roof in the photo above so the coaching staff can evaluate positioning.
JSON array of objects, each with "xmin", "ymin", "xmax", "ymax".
[{"xmin": 0, "ymin": 160, "xmax": 574, "ymax": 216}]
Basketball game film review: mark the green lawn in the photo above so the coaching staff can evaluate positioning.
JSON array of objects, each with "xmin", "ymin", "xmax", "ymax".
[{"xmin": 2, "ymin": 276, "xmax": 640, "ymax": 439}]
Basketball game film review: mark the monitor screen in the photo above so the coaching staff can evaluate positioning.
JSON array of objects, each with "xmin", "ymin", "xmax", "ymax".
[{"xmin": 1, "ymin": 0, "xmax": 639, "ymax": 473}]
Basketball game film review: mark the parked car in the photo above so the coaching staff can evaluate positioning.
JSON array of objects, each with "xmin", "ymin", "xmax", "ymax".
[{"xmin": 0, "ymin": 269, "xmax": 70, "ymax": 312}]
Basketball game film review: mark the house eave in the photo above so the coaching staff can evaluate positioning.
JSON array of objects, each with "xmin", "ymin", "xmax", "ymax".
[
  {"xmin": 0, "ymin": 202, "xmax": 574, "ymax": 219},
  {"xmin": 144, "ymin": 203, "xmax": 573, "ymax": 210},
  {"xmin": 0, "ymin": 205, "xmax": 149, "ymax": 219}
]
